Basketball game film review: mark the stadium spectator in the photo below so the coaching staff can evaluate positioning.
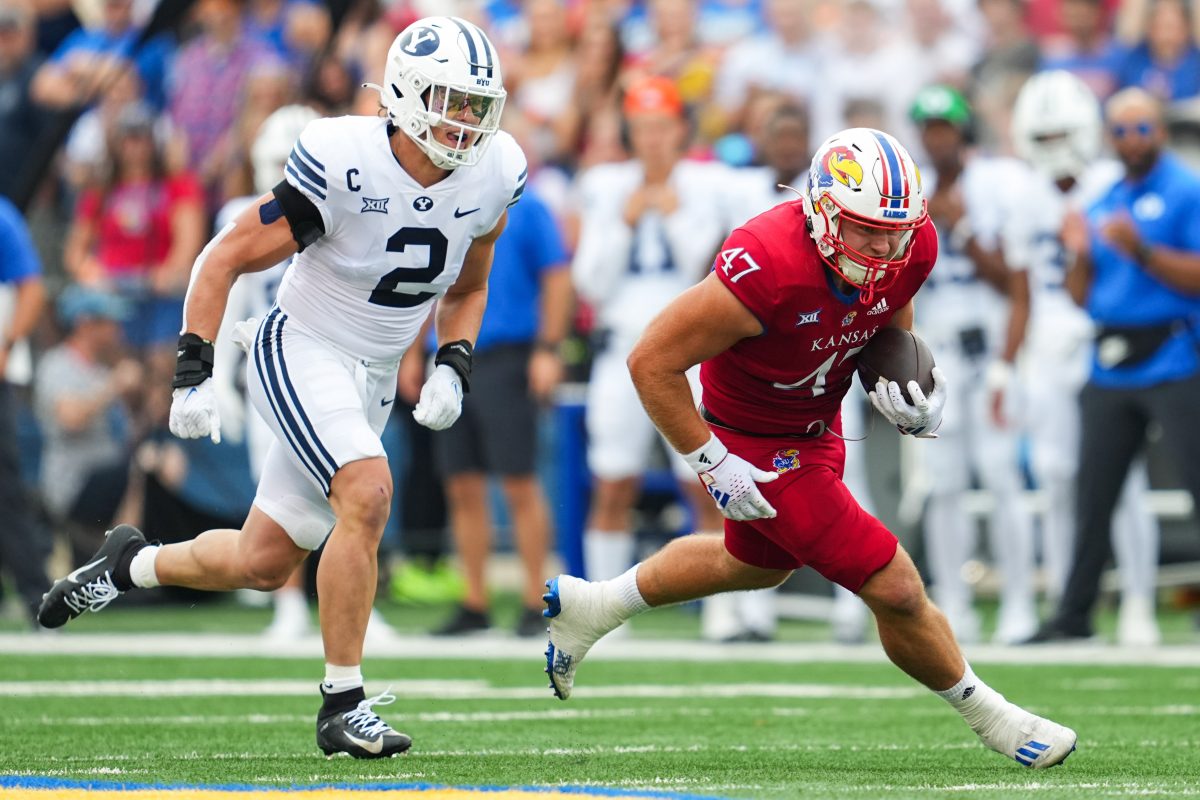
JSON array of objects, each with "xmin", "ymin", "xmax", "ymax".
[
  {"xmin": 1030, "ymin": 87, "xmax": 1200, "ymax": 643},
  {"xmin": 30, "ymin": 0, "xmax": 174, "ymax": 110},
  {"xmin": 34, "ymin": 286, "xmax": 141, "ymax": 569},
  {"xmin": 503, "ymin": 0, "xmax": 577, "ymax": 166},
  {"xmin": 1038, "ymin": 0, "xmax": 1124, "ymax": 99},
  {"xmin": 544, "ymin": 127, "xmax": 1080, "ymax": 770},
  {"xmin": 0, "ymin": 0, "xmax": 50, "ymax": 202},
  {"xmin": 561, "ymin": 9, "xmax": 624, "ymax": 168},
  {"xmin": 571, "ymin": 75, "xmax": 729, "ymax": 584},
  {"xmin": 423, "ymin": 182, "xmax": 572, "ymax": 637},
  {"xmin": 0, "ymin": 193, "xmax": 48, "ymax": 630},
  {"xmin": 909, "ymin": 85, "xmax": 1038, "ymax": 645},
  {"xmin": 167, "ymin": 0, "xmax": 268, "ymax": 212},
  {"xmin": 623, "ymin": 0, "xmax": 720, "ymax": 111},
  {"xmin": 63, "ymin": 101, "xmax": 205, "ymax": 357},
  {"xmin": 713, "ymin": 0, "xmax": 819, "ymax": 138},
  {"xmin": 1008, "ymin": 71, "xmax": 1162, "ymax": 646},
  {"xmin": 967, "ymin": 0, "xmax": 1040, "ymax": 151},
  {"xmin": 1114, "ymin": 0, "xmax": 1200, "ymax": 102}
]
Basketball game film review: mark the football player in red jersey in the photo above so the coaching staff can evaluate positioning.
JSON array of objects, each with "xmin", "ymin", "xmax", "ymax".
[{"xmin": 543, "ymin": 128, "xmax": 1079, "ymax": 769}]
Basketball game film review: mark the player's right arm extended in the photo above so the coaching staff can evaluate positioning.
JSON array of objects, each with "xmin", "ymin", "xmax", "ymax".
[{"xmin": 628, "ymin": 273, "xmax": 779, "ymax": 521}]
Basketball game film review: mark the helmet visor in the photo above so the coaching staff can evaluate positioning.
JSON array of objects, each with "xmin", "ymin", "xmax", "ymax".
[{"xmin": 428, "ymin": 85, "xmax": 504, "ymax": 134}]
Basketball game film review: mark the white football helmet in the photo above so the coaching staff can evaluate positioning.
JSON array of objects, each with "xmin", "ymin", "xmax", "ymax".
[
  {"xmin": 365, "ymin": 16, "xmax": 507, "ymax": 170},
  {"xmin": 251, "ymin": 104, "xmax": 321, "ymax": 195},
  {"xmin": 802, "ymin": 128, "xmax": 927, "ymax": 300},
  {"xmin": 1012, "ymin": 70, "xmax": 1102, "ymax": 182}
]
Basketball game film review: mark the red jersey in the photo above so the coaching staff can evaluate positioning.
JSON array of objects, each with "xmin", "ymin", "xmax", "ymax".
[
  {"xmin": 77, "ymin": 173, "xmax": 203, "ymax": 277},
  {"xmin": 700, "ymin": 201, "xmax": 938, "ymax": 435}
]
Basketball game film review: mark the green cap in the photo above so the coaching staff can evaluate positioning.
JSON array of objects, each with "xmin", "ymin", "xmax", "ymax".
[{"xmin": 909, "ymin": 85, "xmax": 972, "ymax": 128}]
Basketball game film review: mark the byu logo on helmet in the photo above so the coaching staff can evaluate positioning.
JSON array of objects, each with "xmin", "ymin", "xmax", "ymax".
[
  {"xmin": 399, "ymin": 27, "xmax": 440, "ymax": 56},
  {"xmin": 364, "ymin": 16, "xmax": 508, "ymax": 171}
]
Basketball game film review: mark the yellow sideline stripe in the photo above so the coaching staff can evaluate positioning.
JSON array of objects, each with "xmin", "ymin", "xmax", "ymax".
[{"xmin": 6, "ymin": 791, "xmax": 644, "ymax": 800}]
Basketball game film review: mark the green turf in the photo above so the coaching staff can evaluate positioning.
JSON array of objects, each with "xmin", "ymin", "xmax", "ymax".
[{"xmin": 3, "ymin": 645, "xmax": 1199, "ymax": 799}]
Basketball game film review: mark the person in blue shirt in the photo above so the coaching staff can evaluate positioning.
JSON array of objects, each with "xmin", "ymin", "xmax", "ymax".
[
  {"xmin": 29, "ymin": 0, "xmax": 174, "ymax": 110},
  {"xmin": 0, "ymin": 195, "xmax": 48, "ymax": 628},
  {"xmin": 401, "ymin": 184, "xmax": 572, "ymax": 637},
  {"xmin": 1029, "ymin": 87, "xmax": 1200, "ymax": 642}
]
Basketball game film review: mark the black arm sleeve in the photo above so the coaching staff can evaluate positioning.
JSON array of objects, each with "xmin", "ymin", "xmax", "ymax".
[{"xmin": 272, "ymin": 180, "xmax": 326, "ymax": 252}]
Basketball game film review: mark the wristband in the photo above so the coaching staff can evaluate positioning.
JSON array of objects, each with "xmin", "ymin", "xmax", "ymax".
[
  {"xmin": 985, "ymin": 360, "xmax": 1013, "ymax": 392},
  {"xmin": 172, "ymin": 332, "xmax": 215, "ymax": 389},
  {"xmin": 434, "ymin": 339, "xmax": 473, "ymax": 393},
  {"xmin": 534, "ymin": 340, "xmax": 561, "ymax": 355},
  {"xmin": 681, "ymin": 433, "xmax": 729, "ymax": 474}
]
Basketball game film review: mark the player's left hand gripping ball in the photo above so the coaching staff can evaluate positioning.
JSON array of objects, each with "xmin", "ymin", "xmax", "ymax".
[
  {"xmin": 413, "ymin": 364, "xmax": 463, "ymax": 431},
  {"xmin": 169, "ymin": 379, "xmax": 222, "ymax": 443},
  {"xmin": 870, "ymin": 366, "xmax": 947, "ymax": 438}
]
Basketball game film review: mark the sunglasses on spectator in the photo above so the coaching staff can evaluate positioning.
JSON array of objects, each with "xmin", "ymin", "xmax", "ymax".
[{"xmin": 1110, "ymin": 122, "xmax": 1156, "ymax": 139}]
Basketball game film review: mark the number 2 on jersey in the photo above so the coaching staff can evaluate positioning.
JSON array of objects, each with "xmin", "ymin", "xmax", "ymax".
[
  {"xmin": 773, "ymin": 346, "xmax": 866, "ymax": 396},
  {"xmin": 368, "ymin": 227, "xmax": 448, "ymax": 308}
]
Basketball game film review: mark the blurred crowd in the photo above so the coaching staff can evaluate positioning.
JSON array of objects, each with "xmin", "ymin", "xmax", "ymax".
[{"xmin": 2, "ymin": 0, "xmax": 1199, "ymax": 639}]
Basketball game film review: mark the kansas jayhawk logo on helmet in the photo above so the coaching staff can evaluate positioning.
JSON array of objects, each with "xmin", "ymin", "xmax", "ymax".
[{"xmin": 818, "ymin": 146, "xmax": 864, "ymax": 189}]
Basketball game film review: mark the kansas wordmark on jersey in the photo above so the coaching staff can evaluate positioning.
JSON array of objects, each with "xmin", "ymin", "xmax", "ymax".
[{"xmin": 280, "ymin": 115, "xmax": 527, "ymax": 362}]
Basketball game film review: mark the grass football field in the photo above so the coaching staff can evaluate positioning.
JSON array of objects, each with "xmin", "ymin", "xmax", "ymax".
[{"xmin": 2, "ymin": 598, "xmax": 1198, "ymax": 799}]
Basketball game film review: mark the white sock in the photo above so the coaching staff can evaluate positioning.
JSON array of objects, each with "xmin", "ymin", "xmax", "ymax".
[
  {"xmin": 935, "ymin": 662, "xmax": 1005, "ymax": 730},
  {"xmin": 607, "ymin": 564, "xmax": 650, "ymax": 619},
  {"xmin": 129, "ymin": 545, "xmax": 161, "ymax": 589},
  {"xmin": 273, "ymin": 588, "xmax": 307, "ymax": 620},
  {"xmin": 322, "ymin": 664, "xmax": 363, "ymax": 694},
  {"xmin": 584, "ymin": 530, "xmax": 635, "ymax": 581}
]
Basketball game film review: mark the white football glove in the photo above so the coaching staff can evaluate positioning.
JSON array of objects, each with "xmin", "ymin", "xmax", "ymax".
[
  {"xmin": 413, "ymin": 364, "xmax": 463, "ymax": 431},
  {"xmin": 169, "ymin": 378, "xmax": 222, "ymax": 443},
  {"xmin": 869, "ymin": 366, "xmax": 947, "ymax": 438},
  {"xmin": 683, "ymin": 434, "xmax": 779, "ymax": 521}
]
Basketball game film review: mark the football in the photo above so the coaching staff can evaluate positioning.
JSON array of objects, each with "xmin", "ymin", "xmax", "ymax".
[{"xmin": 856, "ymin": 327, "xmax": 936, "ymax": 404}]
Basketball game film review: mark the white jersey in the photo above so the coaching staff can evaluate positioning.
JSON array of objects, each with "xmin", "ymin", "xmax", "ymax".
[
  {"xmin": 915, "ymin": 157, "xmax": 1027, "ymax": 354},
  {"xmin": 571, "ymin": 159, "xmax": 730, "ymax": 351},
  {"xmin": 280, "ymin": 116, "xmax": 527, "ymax": 362},
  {"xmin": 1005, "ymin": 160, "xmax": 1123, "ymax": 348}
]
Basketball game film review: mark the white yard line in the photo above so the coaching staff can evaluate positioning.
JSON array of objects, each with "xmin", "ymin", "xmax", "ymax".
[
  {"xmin": 0, "ymin": 678, "xmax": 921, "ymax": 699},
  {"xmin": 3, "ymin": 633, "xmax": 1200, "ymax": 665}
]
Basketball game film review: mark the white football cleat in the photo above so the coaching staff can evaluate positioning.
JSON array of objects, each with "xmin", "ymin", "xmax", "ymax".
[
  {"xmin": 975, "ymin": 703, "xmax": 1077, "ymax": 768},
  {"xmin": 542, "ymin": 575, "xmax": 624, "ymax": 700}
]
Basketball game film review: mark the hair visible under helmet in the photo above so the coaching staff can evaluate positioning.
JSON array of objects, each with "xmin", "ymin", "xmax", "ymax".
[
  {"xmin": 365, "ymin": 16, "xmax": 507, "ymax": 170},
  {"xmin": 802, "ymin": 127, "xmax": 927, "ymax": 304}
]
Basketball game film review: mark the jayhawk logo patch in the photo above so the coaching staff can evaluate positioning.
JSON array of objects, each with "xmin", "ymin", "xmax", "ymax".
[
  {"xmin": 772, "ymin": 448, "xmax": 802, "ymax": 474},
  {"xmin": 819, "ymin": 146, "xmax": 864, "ymax": 189}
]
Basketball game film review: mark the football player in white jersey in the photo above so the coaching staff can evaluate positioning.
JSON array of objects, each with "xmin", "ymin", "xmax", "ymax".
[
  {"xmin": 213, "ymin": 104, "xmax": 399, "ymax": 644},
  {"xmin": 38, "ymin": 16, "xmax": 527, "ymax": 758},
  {"xmin": 908, "ymin": 86, "xmax": 1038, "ymax": 645},
  {"xmin": 571, "ymin": 75, "xmax": 730, "ymax": 589},
  {"xmin": 1008, "ymin": 71, "xmax": 1161, "ymax": 646}
]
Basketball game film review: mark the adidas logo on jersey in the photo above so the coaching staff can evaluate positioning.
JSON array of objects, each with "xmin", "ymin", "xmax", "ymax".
[{"xmin": 866, "ymin": 297, "xmax": 890, "ymax": 316}]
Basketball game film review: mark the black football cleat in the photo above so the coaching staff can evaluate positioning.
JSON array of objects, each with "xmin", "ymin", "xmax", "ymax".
[
  {"xmin": 317, "ymin": 688, "xmax": 412, "ymax": 759},
  {"xmin": 37, "ymin": 524, "xmax": 146, "ymax": 629}
]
